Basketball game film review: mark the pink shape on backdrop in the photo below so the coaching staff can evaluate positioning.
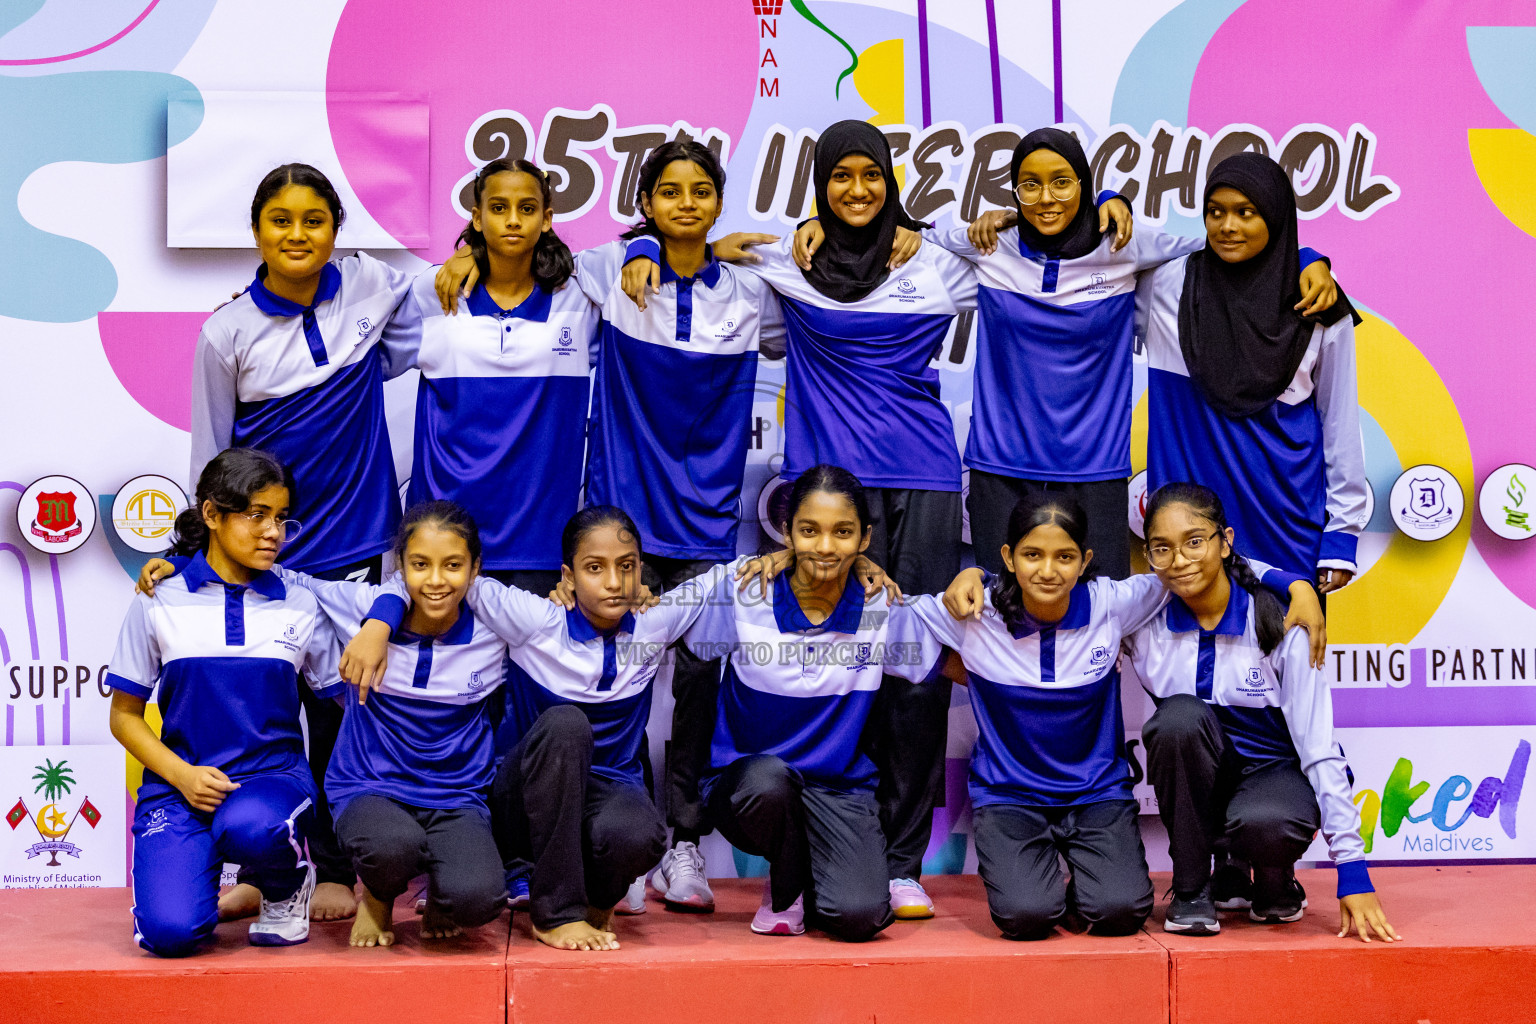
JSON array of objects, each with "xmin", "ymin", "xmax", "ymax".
[
  {"xmin": 326, "ymin": 94, "xmax": 431, "ymax": 247},
  {"xmin": 325, "ymin": 0, "xmax": 758, "ymax": 255},
  {"xmin": 99, "ymin": 311, "xmax": 206, "ymax": 432},
  {"xmin": 1189, "ymin": 2, "xmax": 1536, "ymax": 605}
]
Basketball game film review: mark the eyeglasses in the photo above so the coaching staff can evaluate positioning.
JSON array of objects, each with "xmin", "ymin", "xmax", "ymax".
[
  {"xmin": 234, "ymin": 511, "xmax": 302, "ymax": 542},
  {"xmin": 1146, "ymin": 531, "xmax": 1222, "ymax": 569},
  {"xmin": 1014, "ymin": 177, "xmax": 1081, "ymax": 206}
]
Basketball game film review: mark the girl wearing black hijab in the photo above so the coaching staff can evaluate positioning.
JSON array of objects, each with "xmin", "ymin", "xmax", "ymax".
[{"xmin": 1140, "ymin": 151, "xmax": 1367, "ymax": 592}]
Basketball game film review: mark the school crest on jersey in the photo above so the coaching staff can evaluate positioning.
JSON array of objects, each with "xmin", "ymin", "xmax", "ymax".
[
  {"xmin": 356, "ymin": 317, "xmax": 372, "ymax": 337},
  {"xmin": 1246, "ymin": 667, "xmax": 1263, "ymax": 685},
  {"xmin": 468, "ymin": 670, "xmax": 485, "ymax": 691},
  {"xmin": 1090, "ymin": 645, "xmax": 1110, "ymax": 666}
]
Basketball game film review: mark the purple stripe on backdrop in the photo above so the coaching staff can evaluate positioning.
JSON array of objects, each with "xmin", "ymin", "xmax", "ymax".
[
  {"xmin": 984, "ymin": 0, "xmax": 1003, "ymax": 124},
  {"xmin": 35, "ymin": 703, "xmax": 44, "ymax": 744},
  {"xmin": 916, "ymin": 0, "xmax": 932, "ymax": 127},
  {"xmin": 5, "ymin": 704, "xmax": 12, "ymax": 746},
  {"xmin": 1052, "ymin": 0, "xmax": 1064, "ymax": 124},
  {"xmin": 0, "ymin": 544, "xmax": 41, "ymax": 659},
  {"xmin": 1333, "ymin": 682, "xmax": 1536, "ymax": 729},
  {"xmin": 49, "ymin": 555, "xmax": 68, "ymax": 660},
  {"xmin": 63, "ymin": 687, "xmax": 70, "ymax": 745}
]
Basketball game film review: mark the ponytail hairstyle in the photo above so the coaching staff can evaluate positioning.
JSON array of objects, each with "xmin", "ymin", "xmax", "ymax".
[
  {"xmin": 620, "ymin": 138, "xmax": 726, "ymax": 242},
  {"xmin": 250, "ymin": 163, "xmax": 345, "ymax": 231},
  {"xmin": 456, "ymin": 158, "xmax": 574, "ymax": 291},
  {"xmin": 990, "ymin": 492, "xmax": 1091, "ymax": 628},
  {"xmin": 393, "ymin": 500, "xmax": 482, "ymax": 568},
  {"xmin": 169, "ymin": 448, "xmax": 296, "ymax": 557},
  {"xmin": 779, "ymin": 464, "xmax": 871, "ymax": 539},
  {"xmin": 1143, "ymin": 482, "xmax": 1287, "ymax": 654},
  {"xmin": 561, "ymin": 505, "xmax": 643, "ymax": 567}
]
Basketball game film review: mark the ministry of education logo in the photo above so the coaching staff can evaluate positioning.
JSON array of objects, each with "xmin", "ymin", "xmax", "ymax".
[{"xmin": 6, "ymin": 759, "xmax": 101, "ymax": 867}]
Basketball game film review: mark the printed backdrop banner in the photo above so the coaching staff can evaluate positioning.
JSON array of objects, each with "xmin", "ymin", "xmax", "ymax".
[{"xmin": 2, "ymin": 1, "xmax": 1534, "ymax": 880}]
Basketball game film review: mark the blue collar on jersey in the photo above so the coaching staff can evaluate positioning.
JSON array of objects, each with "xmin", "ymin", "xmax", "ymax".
[
  {"xmin": 566, "ymin": 605, "xmax": 637, "ymax": 642},
  {"xmin": 1006, "ymin": 581, "xmax": 1092, "ymax": 639},
  {"xmin": 249, "ymin": 262, "xmax": 342, "ymax": 317},
  {"xmin": 772, "ymin": 572, "xmax": 864, "ymax": 634},
  {"xmin": 390, "ymin": 601, "xmax": 475, "ymax": 646},
  {"xmin": 1166, "ymin": 583, "xmax": 1250, "ymax": 636},
  {"xmin": 181, "ymin": 551, "xmax": 286, "ymax": 600},
  {"xmin": 466, "ymin": 282, "xmax": 553, "ymax": 322},
  {"xmin": 659, "ymin": 252, "xmax": 723, "ymax": 288}
]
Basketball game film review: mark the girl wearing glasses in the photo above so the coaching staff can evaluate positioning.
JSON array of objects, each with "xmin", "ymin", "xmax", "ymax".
[
  {"xmin": 1137, "ymin": 153, "xmax": 1366, "ymax": 588},
  {"xmin": 108, "ymin": 448, "xmax": 344, "ymax": 956},
  {"xmin": 190, "ymin": 164, "xmax": 426, "ymax": 921},
  {"xmin": 1125, "ymin": 483, "xmax": 1396, "ymax": 942},
  {"xmin": 924, "ymin": 491, "xmax": 1321, "ymax": 941}
]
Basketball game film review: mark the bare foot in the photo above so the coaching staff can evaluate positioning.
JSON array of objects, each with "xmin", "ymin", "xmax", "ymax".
[
  {"xmin": 217, "ymin": 883, "xmax": 261, "ymax": 922},
  {"xmin": 421, "ymin": 903, "xmax": 463, "ymax": 939},
  {"xmin": 349, "ymin": 892, "xmax": 395, "ymax": 948},
  {"xmin": 534, "ymin": 917, "xmax": 619, "ymax": 951},
  {"xmin": 312, "ymin": 881, "xmax": 358, "ymax": 921},
  {"xmin": 586, "ymin": 905, "xmax": 615, "ymax": 932}
]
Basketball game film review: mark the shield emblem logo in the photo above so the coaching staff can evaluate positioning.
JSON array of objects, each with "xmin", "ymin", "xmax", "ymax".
[
  {"xmin": 897, "ymin": 278, "xmax": 916, "ymax": 294},
  {"xmin": 560, "ymin": 327, "xmax": 573, "ymax": 345},
  {"xmin": 1247, "ymin": 667, "xmax": 1263, "ymax": 684},
  {"xmin": 35, "ymin": 492, "xmax": 77, "ymax": 533},
  {"xmin": 1409, "ymin": 477, "xmax": 1446, "ymax": 519}
]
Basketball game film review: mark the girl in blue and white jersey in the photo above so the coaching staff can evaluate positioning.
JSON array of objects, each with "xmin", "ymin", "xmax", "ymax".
[
  {"xmin": 1125, "ymin": 482, "xmax": 1396, "ymax": 941},
  {"xmin": 914, "ymin": 492, "xmax": 1320, "ymax": 941},
  {"xmin": 108, "ymin": 448, "xmax": 344, "ymax": 957},
  {"xmin": 1137, "ymin": 153, "xmax": 1366, "ymax": 588},
  {"xmin": 189, "ymin": 163, "xmax": 424, "ymax": 920},
  {"xmin": 679, "ymin": 465, "xmax": 952, "ymax": 941}
]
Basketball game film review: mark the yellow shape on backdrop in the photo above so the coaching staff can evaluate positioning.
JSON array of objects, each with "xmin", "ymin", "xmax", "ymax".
[
  {"xmin": 853, "ymin": 38, "xmax": 906, "ymax": 192},
  {"xmin": 1468, "ymin": 129, "xmax": 1536, "ymax": 239},
  {"xmin": 125, "ymin": 699, "xmax": 163, "ymax": 797},
  {"xmin": 1128, "ymin": 312, "xmax": 1470, "ymax": 643}
]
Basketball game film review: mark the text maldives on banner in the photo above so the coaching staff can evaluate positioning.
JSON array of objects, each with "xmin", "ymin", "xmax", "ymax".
[
  {"xmin": 1, "ymin": 745, "xmax": 126, "ymax": 889},
  {"xmin": 1300, "ymin": 727, "xmax": 1533, "ymax": 863}
]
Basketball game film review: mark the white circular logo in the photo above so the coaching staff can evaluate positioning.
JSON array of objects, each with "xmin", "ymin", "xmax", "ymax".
[
  {"xmin": 1478, "ymin": 463, "xmax": 1536, "ymax": 541},
  {"xmin": 1127, "ymin": 471, "xmax": 1150, "ymax": 539},
  {"xmin": 1389, "ymin": 464, "xmax": 1463, "ymax": 541},
  {"xmin": 111, "ymin": 475, "xmax": 188, "ymax": 553},
  {"xmin": 17, "ymin": 475, "xmax": 96, "ymax": 554},
  {"xmin": 756, "ymin": 474, "xmax": 789, "ymax": 546}
]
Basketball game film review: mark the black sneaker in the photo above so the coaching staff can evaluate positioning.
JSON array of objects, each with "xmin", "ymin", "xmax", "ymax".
[
  {"xmin": 1249, "ymin": 867, "xmax": 1305, "ymax": 924},
  {"xmin": 1164, "ymin": 886, "xmax": 1220, "ymax": 935},
  {"xmin": 1211, "ymin": 854, "xmax": 1252, "ymax": 912}
]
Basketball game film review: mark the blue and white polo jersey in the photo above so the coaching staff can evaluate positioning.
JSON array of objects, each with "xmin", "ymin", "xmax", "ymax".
[
  {"xmin": 367, "ymin": 560, "xmax": 736, "ymax": 787},
  {"xmin": 401, "ymin": 247, "xmax": 609, "ymax": 571},
  {"xmin": 1123, "ymin": 583, "xmax": 1372, "ymax": 894},
  {"xmin": 927, "ymin": 225, "xmax": 1200, "ymax": 482},
  {"xmin": 189, "ymin": 253, "xmax": 422, "ymax": 573},
  {"xmin": 1138, "ymin": 254, "xmax": 1368, "ymax": 576},
  {"xmin": 740, "ymin": 236, "xmax": 977, "ymax": 491},
  {"xmin": 905, "ymin": 574, "xmax": 1175, "ymax": 807},
  {"xmin": 684, "ymin": 571, "xmax": 947, "ymax": 792},
  {"xmin": 278, "ymin": 569, "xmax": 508, "ymax": 815},
  {"xmin": 106, "ymin": 552, "xmax": 344, "ymax": 802},
  {"xmin": 599, "ymin": 238, "xmax": 785, "ymax": 560}
]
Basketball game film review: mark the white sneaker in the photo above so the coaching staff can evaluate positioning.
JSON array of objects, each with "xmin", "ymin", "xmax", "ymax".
[
  {"xmin": 888, "ymin": 877, "xmax": 935, "ymax": 920},
  {"xmin": 613, "ymin": 874, "xmax": 647, "ymax": 915},
  {"xmin": 249, "ymin": 861, "xmax": 316, "ymax": 946},
  {"xmin": 649, "ymin": 841, "xmax": 716, "ymax": 911}
]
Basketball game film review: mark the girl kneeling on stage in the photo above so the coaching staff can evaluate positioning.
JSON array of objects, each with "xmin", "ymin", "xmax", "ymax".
[
  {"xmin": 109, "ymin": 449, "xmax": 343, "ymax": 956},
  {"xmin": 1125, "ymin": 483, "xmax": 1397, "ymax": 942},
  {"xmin": 928, "ymin": 494, "xmax": 1322, "ymax": 940}
]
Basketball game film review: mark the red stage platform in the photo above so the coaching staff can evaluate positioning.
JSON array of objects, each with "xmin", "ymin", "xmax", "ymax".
[{"xmin": 2, "ymin": 867, "xmax": 1532, "ymax": 1024}]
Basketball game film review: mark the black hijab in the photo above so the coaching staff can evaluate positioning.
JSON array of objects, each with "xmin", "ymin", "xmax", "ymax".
[
  {"xmin": 1010, "ymin": 128, "xmax": 1103, "ymax": 260},
  {"xmin": 1177, "ymin": 152, "xmax": 1357, "ymax": 418},
  {"xmin": 804, "ymin": 120, "xmax": 926, "ymax": 303}
]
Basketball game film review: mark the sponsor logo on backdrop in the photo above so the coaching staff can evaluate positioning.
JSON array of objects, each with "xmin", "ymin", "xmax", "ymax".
[
  {"xmin": 6, "ymin": 759, "xmax": 101, "ymax": 867},
  {"xmin": 1478, "ymin": 464, "xmax": 1535, "ymax": 541},
  {"xmin": 1389, "ymin": 464, "xmax": 1463, "ymax": 541},
  {"xmin": 19, "ymin": 475, "xmax": 95, "ymax": 554},
  {"xmin": 1356, "ymin": 739, "xmax": 1530, "ymax": 856},
  {"xmin": 1127, "ymin": 471, "xmax": 1149, "ymax": 538},
  {"xmin": 110, "ymin": 474, "xmax": 187, "ymax": 554}
]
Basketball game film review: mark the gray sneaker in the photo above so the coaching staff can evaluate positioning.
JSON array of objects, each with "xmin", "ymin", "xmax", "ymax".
[
  {"xmin": 1163, "ymin": 885, "xmax": 1220, "ymax": 936},
  {"xmin": 649, "ymin": 841, "xmax": 715, "ymax": 912}
]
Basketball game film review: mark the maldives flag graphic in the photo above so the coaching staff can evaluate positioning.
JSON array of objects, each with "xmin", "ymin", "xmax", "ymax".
[
  {"xmin": 6, "ymin": 799, "xmax": 27, "ymax": 829},
  {"xmin": 79, "ymin": 798, "xmax": 101, "ymax": 828}
]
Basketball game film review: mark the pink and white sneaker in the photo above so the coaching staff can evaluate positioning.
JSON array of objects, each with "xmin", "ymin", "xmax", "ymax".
[
  {"xmin": 888, "ymin": 877, "xmax": 935, "ymax": 920},
  {"xmin": 750, "ymin": 879, "xmax": 804, "ymax": 935}
]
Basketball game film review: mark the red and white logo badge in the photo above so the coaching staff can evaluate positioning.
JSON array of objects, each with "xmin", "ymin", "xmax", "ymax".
[{"xmin": 18, "ymin": 475, "xmax": 95, "ymax": 554}]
